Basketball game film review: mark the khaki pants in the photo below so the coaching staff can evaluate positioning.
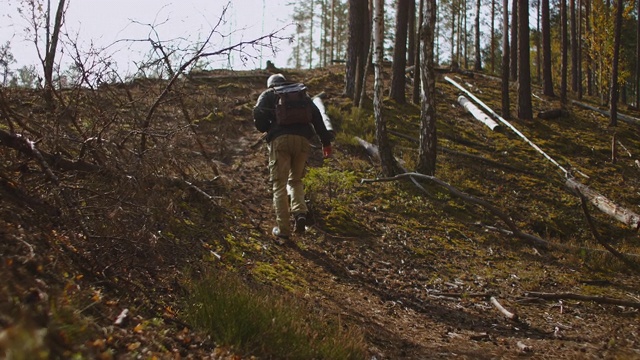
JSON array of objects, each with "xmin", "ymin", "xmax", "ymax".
[{"xmin": 268, "ymin": 134, "xmax": 310, "ymax": 236}]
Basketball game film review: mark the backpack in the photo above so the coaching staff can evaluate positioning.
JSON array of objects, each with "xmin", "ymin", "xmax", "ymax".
[{"xmin": 273, "ymin": 83, "xmax": 313, "ymax": 126}]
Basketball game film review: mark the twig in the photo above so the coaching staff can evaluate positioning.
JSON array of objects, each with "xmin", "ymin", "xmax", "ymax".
[{"xmin": 524, "ymin": 292, "xmax": 640, "ymax": 309}]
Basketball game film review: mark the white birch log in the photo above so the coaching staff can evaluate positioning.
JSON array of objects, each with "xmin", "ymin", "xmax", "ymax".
[
  {"xmin": 457, "ymin": 95, "xmax": 500, "ymax": 131},
  {"xmin": 444, "ymin": 76, "xmax": 571, "ymax": 176},
  {"xmin": 566, "ymin": 178, "xmax": 640, "ymax": 229},
  {"xmin": 312, "ymin": 96, "xmax": 335, "ymax": 134}
]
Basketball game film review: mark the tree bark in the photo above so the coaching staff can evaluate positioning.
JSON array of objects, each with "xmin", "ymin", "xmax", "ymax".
[
  {"xmin": 566, "ymin": 178, "xmax": 640, "ymax": 229},
  {"xmin": 571, "ymin": 0, "xmax": 578, "ymax": 92},
  {"xmin": 510, "ymin": 0, "xmax": 518, "ymax": 80},
  {"xmin": 373, "ymin": 0, "xmax": 400, "ymax": 177},
  {"xmin": 609, "ymin": 0, "xmax": 624, "ymax": 126},
  {"xmin": 474, "ymin": 0, "xmax": 482, "ymax": 71},
  {"xmin": 560, "ymin": 0, "xmax": 568, "ymax": 103},
  {"xmin": 43, "ymin": 0, "xmax": 67, "ymax": 109},
  {"xmin": 541, "ymin": 0, "xmax": 554, "ymax": 96},
  {"xmin": 345, "ymin": 0, "xmax": 368, "ymax": 103},
  {"xmin": 517, "ymin": 0, "xmax": 533, "ymax": 120},
  {"xmin": 417, "ymin": 0, "xmax": 438, "ymax": 175},
  {"xmin": 502, "ymin": 0, "xmax": 511, "ymax": 118},
  {"xmin": 412, "ymin": 0, "xmax": 425, "ymax": 105},
  {"xmin": 390, "ymin": 0, "xmax": 410, "ymax": 103}
]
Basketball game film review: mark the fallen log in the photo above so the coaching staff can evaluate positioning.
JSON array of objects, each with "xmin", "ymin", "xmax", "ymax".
[
  {"xmin": 444, "ymin": 76, "xmax": 571, "ymax": 177},
  {"xmin": 457, "ymin": 95, "xmax": 500, "ymax": 131},
  {"xmin": 537, "ymin": 108, "xmax": 564, "ymax": 120},
  {"xmin": 566, "ymin": 178, "xmax": 640, "ymax": 230},
  {"xmin": 524, "ymin": 292, "xmax": 640, "ymax": 309},
  {"xmin": 571, "ymin": 100, "xmax": 640, "ymax": 126}
]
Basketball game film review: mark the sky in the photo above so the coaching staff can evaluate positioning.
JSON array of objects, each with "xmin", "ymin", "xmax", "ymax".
[{"xmin": 0, "ymin": 0, "xmax": 297, "ymax": 79}]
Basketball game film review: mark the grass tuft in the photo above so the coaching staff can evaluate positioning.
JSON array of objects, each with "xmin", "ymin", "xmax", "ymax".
[{"xmin": 184, "ymin": 271, "xmax": 367, "ymax": 359}]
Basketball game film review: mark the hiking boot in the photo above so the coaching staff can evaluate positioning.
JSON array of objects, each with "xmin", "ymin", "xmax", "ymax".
[
  {"xmin": 294, "ymin": 214, "xmax": 307, "ymax": 234},
  {"xmin": 272, "ymin": 227, "xmax": 290, "ymax": 245}
]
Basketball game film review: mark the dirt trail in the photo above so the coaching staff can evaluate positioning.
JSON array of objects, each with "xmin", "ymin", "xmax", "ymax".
[{"xmin": 225, "ymin": 122, "xmax": 640, "ymax": 359}]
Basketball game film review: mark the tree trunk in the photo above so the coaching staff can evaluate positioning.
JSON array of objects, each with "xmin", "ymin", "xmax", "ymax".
[
  {"xmin": 609, "ymin": 0, "xmax": 624, "ymax": 126},
  {"xmin": 577, "ymin": 0, "xmax": 583, "ymax": 99},
  {"xmin": 413, "ymin": 0, "xmax": 425, "ymax": 104},
  {"xmin": 345, "ymin": 0, "xmax": 367, "ymax": 102},
  {"xmin": 43, "ymin": 0, "xmax": 67, "ymax": 109},
  {"xmin": 373, "ymin": 0, "xmax": 400, "ymax": 176},
  {"xmin": 536, "ymin": 0, "xmax": 541, "ymax": 83},
  {"xmin": 517, "ymin": 0, "xmax": 533, "ymax": 120},
  {"xmin": 417, "ymin": 0, "xmax": 438, "ymax": 175},
  {"xmin": 491, "ymin": 0, "xmax": 496, "ymax": 73},
  {"xmin": 510, "ymin": 0, "xmax": 518, "ymax": 80},
  {"xmin": 474, "ymin": 0, "xmax": 482, "ymax": 70},
  {"xmin": 407, "ymin": 0, "xmax": 416, "ymax": 67},
  {"xmin": 636, "ymin": 0, "xmax": 640, "ymax": 107},
  {"xmin": 571, "ymin": 0, "xmax": 578, "ymax": 92},
  {"xmin": 560, "ymin": 0, "xmax": 568, "ymax": 103},
  {"xmin": 390, "ymin": 0, "xmax": 410, "ymax": 103},
  {"xmin": 502, "ymin": 0, "xmax": 511, "ymax": 118},
  {"xmin": 585, "ymin": 0, "xmax": 593, "ymax": 96},
  {"xmin": 541, "ymin": 0, "xmax": 554, "ymax": 96},
  {"xmin": 451, "ymin": 0, "xmax": 457, "ymax": 67}
]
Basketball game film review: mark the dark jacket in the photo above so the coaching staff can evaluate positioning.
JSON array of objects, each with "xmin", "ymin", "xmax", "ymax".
[{"xmin": 253, "ymin": 87, "xmax": 333, "ymax": 147}]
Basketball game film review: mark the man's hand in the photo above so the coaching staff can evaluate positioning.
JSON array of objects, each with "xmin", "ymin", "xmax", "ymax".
[{"xmin": 322, "ymin": 146, "xmax": 332, "ymax": 158}]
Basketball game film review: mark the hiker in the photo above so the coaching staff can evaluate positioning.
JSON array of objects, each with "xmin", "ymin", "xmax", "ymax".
[{"xmin": 253, "ymin": 73, "xmax": 333, "ymax": 242}]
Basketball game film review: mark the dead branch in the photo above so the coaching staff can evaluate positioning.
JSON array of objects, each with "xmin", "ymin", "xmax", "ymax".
[
  {"xmin": 0, "ymin": 129, "xmax": 102, "ymax": 173},
  {"xmin": 361, "ymin": 172, "xmax": 550, "ymax": 250},
  {"xmin": 524, "ymin": 292, "xmax": 640, "ymax": 309},
  {"xmin": 490, "ymin": 296, "xmax": 519, "ymax": 320},
  {"xmin": 482, "ymin": 224, "xmax": 640, "ymax": 260}
]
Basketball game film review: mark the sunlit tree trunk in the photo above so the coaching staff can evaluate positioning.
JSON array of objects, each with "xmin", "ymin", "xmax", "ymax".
[
  {"xmin": 577, "ymin": 0, "xmax": 583, "ymax": 99},
  {"xmin": 571, "ymin": 0, "xmax": 578, "ymax": 92},
  {"xmin": 585, "ymin": 0, "xmax": 593, "ymax": 96},
  {"xmin": 345, "ymin": 0, "xmax": 368, "ymax": 104},
  {"xmin": 373, "ymin": 0, "xmax": 400, "ymax": 176},
  {"xmin": 412, "ymin": 0, "xmax": 425, "ymax": 104},
  {"xmin": 536, "ymin": 0, "xmax": 541, "ymax": 83},
  {"xmin": 609, "ymin": 0, "xmax": 623, "ymax": 126},
  {"xmin": 491, "ymin": 0, "xmax": 496, "ymax": 73},
  {"xmin": 541, "ymin": 0, "xmax": 554, "ymax": 96},
  {"xmin": 510, "ymin": 0, "xmax": 518, "ymax": 80},
  {"xmin": 417, "ymin": 0, "xmax": 438, "ymax": 175},
  {"xmin": 502, "ymin": 0, "xmax": 511, "ymax": 118},
  {"xmin": 560, "ymin": 0, "xmax": 568, "ymax": 103},
  {"xmin": 636, "ymin": 0, "xmax": 640, "ymax": 107},
  {"xmin": 517, "ymin": 0, "xmax": 533, "ymax": 120}
]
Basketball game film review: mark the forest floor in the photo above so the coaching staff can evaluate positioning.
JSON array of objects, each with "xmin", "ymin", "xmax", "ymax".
[{"xmin": 2, "ymin": 65, "xmax": 640, "ymax": 359}]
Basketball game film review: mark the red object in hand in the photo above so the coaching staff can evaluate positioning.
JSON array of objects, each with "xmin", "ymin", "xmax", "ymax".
[{"xmin": 322, "ymin": 146, "xmax": 332, "ymax": 158}]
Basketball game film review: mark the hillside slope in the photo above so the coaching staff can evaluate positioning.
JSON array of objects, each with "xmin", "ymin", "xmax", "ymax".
[{"xmin": 1, "ymin": 66, "xmax": 640, "ymax": 359}]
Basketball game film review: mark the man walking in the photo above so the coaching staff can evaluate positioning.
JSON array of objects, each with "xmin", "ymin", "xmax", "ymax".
[{"xmin": 253, "ymin": 73, "xmax": 333, "ymax": 243}]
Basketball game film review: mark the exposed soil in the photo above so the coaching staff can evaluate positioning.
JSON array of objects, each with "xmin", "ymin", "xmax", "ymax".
[{"xmin": 1, "ymin": 66, "xmax": 640, "ymax": 359}]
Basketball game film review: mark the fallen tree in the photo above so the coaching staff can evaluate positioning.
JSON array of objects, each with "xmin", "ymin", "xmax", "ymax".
[
  {"xmin": 457, "ymin": 95, "xmax": 500, "ymax": 131},
  {"xmin": 572, "ymin": 100, "xmax": 640, "ymax": 126}
]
